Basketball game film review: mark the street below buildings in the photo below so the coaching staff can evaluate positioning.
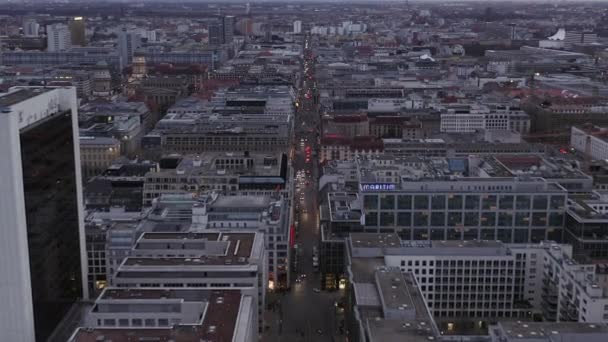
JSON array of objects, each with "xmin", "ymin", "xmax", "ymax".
[{"xmin": 263, "ymin": 34, "xmax": 345, "ymax": 342}]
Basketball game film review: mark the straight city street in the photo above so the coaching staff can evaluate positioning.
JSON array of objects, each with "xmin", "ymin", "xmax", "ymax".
[{"xmin": 263, "ymin": 34, "xmax": 345, "ymax": 342}]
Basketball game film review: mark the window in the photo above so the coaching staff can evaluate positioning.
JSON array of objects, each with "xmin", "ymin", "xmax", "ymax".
[
  {"xmin": 499, "ymin": 195, "xmax": 514, "ymax": 210},
  {"xmin": 431, "ymin": 195, "xmax": 446, "ymax": 210},
  {"xmin": 533, "ymin": 196, "xmax": 548, "ymax": 210},
  {"xmin": 364, "ymin": 195, "xmax": 378, "ymax": 209},
  {"xmin": 498, "ymin": 212, "xmax": 513, "ymax": 226},
  {"xmin": 482, "ymin": 195, "xmax": 497, "ymax": 210},
  {"xmin": 448, "ymin": 195, "xmax": 463, "ymax": 210},
  {"xmin": 532, "ymin": 213, "xmax": 547, "ymax": 226},
  {"xmin": 414, "ymin": 212, "xmax": 429, "ymax": 226},
  {"xmin": 549, "ymin": 212, "xmax": 563, "ymax": 226},
  {"xmin": 464, "ymin": 212, "xmax": 478, "ymax": 226},
  {"xmin": 516, "ymin": 195, "xmax": 531, "ymax": 210},
  {"xmin": 380, "ymin": 212, "xmax": 395, "ymax": 226},
  {"xmin": 414, "ymin": 195, "xmax": 429, "ymax": 210},
  {"xmin": 431, "ymin": 212, "xmax": 446, "ymax": 226},
  {"xmin": 447, "ymin": 212, "xmax": 462, "ymax": 226},
  {"xmin": 481, "ymin": 212, "xmax": 496, "ymax": 226},
  {"xmin": 550, "ymin": 196, "xmax": 565, "ymax": 210},
  {"xmin": 380, "ymin": 195, "xmax": 395, "ymax": 210},
  {"xmin": 515, "ymin": 212, "xmax": 530, "ymax": 226},
  {"xmin": 366, "ymin": 212, "xmax": 378, "ymax": 227},
  {"xmin": 397, "ymin": 212, "xmax": 411, "ymax": 226},
  {"xmin": 397, "ymin": 195, "xmax": 412, "ymax": 210},
  {"xmin": 465, "ymin": 195, "xmax": 480, "ymax": 210}
]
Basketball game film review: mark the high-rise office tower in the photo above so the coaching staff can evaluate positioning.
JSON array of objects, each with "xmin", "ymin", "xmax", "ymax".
[
  {"xmin": 117, "ymin": 27, "xmax": 142, "ymax": 70},
  {"xmin": 69, "ymin": 16, "xmax": 86, "ymax": 46},
  {"xmin": 23, "ymin": 18, "xmax": 39, "ymax": 37},
  {"xmin": 293, "ymin": 20, "xmax": 302, "ymax": 34},
  {"xmin": 209, "ymin": 16, "xmax": 234, "ymax": 45},
  {"xmin": 223, "ymin": 15, "xmax": 235, "ymax": 44},
  {"xmin": 46, "ymin": 23, "xmax": 71, "ymax": 51},
  {"xmin": 0, "ymin": 87, "xmax": 88, "ymax": 342},
  {"xmin": 208, "ymin": 19, "xmax": 224, "ymax": 45}
]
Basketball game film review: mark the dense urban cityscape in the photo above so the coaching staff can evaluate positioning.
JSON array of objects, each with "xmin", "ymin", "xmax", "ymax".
[{"xmin": 4, "ymin": 1, "xmax": 608, "ymax": 342}]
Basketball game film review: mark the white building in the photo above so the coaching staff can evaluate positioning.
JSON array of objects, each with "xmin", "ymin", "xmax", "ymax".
[
  {"xmin": 347, "ymin": 233, "xmax": 608, "ymax": 324},
  {"xmin": 293, "ymin": 20, "xmax": 302, "ymax": 34},
  {"xmin": 23, "ymin": 18, "xmax": 39, "ymax": 37},
  {"xmin": 0, "ymin": 87, "xmax": 87, "ymax": 342},
  {"xmin": 70, "ymin": 288, "xmax": 257, "ymax": 342},
  {"xmin": 571, "ymin": 126, "xmax": 608, "ymax": 161},
  {"xmin": 542, "ymin": 244, "xmax": 608, "ymax": 323},
  {"xmin": 440, "ymin": 103, "xmax": 530, "ymax": 134},
  {"xmin": 46, "ymin": 23, "xmax": 72, "ymax": 52},
  {"xmin": 192, "ymin": 194, "xmax": 292, "ymax": 289},
  {"xmin": 118, "ymin": 27, "xmax": 142, "ymax": 69},
  {"xmin": 110, "ymin": 231, "xmax": 266, "ymax": 332}
]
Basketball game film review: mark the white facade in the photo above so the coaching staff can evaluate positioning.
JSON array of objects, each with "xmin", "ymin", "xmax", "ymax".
[
  {"xmin": 293, "ymin": 20, "xmax": 302, "ymax": 34},
  {"xmin": 46, "ymin": 23, "xmax": 72, "ymax": 52},
  {"xmin": 542, "ymin": 244, "xmax": 608, "ymax": 323},
  {"xmin": 23, "ymin": 18, "xmax": 39, "ymax": 37},
  {"xmin": 441, "ymin": 104, "xmax": 530, "ymax": 134},
  {"xmin": 0, "ymin": 87, "xmax": 87, "ymax": 342},
  {"xmin": 118, "ymin": 27, "xmax": 142, "ymax": 69},
  {"xmin": 571, "ymin": 126, "xmax": 608, "ymax": 161},
  {"xmin": 381, "ymin": 241, "xmax": 546, "ymax": 319}
]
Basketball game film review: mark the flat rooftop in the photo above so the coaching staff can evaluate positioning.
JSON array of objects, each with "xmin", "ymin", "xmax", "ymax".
[
  {"xmin": 100, "ymin": 288, "xmax": 213, "ymax": 301},
  {"xmin": 0, "ymin": 88, "xmax": 52, "ymax": 107},
  {"xmin": 351, "ymin": 233, "xmax": 401, "ymax": 249},
  {"xmin": 148, "ymin": 152, "xmax": 287, "ymax": 179},
  {"xmin": 211, "ymin": 195, "xmax": 272, "ymax": 208},
  {"xmin": 497, "ymin": 321, "xmax": 608, "ymax": 340},
  {"xmin": 328, "ymin": 192, "xmax": 361, "ymax": 222},
  {"xmin": 71, "ymin": 290, "xmax": 243, "ymax": 342},
  {"xmin": 123, "ymin": 232, "xmax": 256, "ymax": 267}
]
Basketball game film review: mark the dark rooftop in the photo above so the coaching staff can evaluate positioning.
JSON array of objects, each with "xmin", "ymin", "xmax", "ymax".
[
  {"xmin": 72, "ymin": 290, "xmax": 242, "ymax": 342},
  {"xmin": 0, "ymin": 88, "xmax": 52, "ymax": 107}
]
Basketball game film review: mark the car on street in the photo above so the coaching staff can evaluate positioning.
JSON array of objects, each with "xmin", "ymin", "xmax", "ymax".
[{"xmin": 313, "ymin": 288, "xmax": 320, "ymax": 293}]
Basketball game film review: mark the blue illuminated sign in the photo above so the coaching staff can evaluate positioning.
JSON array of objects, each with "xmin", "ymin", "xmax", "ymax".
[{"xmin": 360, "ymin": 183, "xmax": 396, "ymax": 191}]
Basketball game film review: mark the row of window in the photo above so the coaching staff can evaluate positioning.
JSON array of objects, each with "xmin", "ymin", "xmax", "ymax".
[
  {"xmin": 364, "ymin": 194, "xmax": 566, "ymax": 211},
  {"xmin": 366, "ymin": 211, "xmax": 563, "ymax": 227}
]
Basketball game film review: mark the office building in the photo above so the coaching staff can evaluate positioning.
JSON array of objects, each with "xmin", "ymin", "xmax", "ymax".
[
  {"xmin": 209, "ymin": 16, "xmax": 235, "ymax": 45},
  {"xmin": 142, "ymin": 152, "xmax": 290, "ymax": 206},
  {"xmin": 344, "ymin": 233, "xmax": 608, "ymax": 341},
  {"xmin": 440, "ymin": 103, "xmax": 530, "ymax": 134},
  {"xmin": 1, "ymin": 47, "xmax": 121, "ymax": 67},
  {"xmin": 79, "ymin": 136, "xmax": 121, "ymax": 181},
  {"xmin": 571, "ymin": 126, "xmax": 608, "ymax": 161},
  {"xmin": 118, "ymin": 27, "xmax": 141, "ymax": 69},
  {"xmin": 564, "ymin": 190, "xmax": 608, "ymax": 263},
  {"xmin": 294, "ymin": 20, "xmax": 302, "ymax": 34},
  {"xmin": 355, "ymin": 155, "xmax": 567, "ymax": 242},
  {"xmin": 109, "ymin": 231, "xmax": 267, "ymax": 330},
  {"xmin": 223, "ymin": 15, "xmax": 235, "ymax": 44},
  {"xmin": 0, "ymin": 87, "xmax": 87, "ymax": 341},
  {"xmin": 68, "ymin": 288, "xmax": 257, "ymax": 342},
  {"xmin": 23, "ymin": 18, "xmax": 39, "ymax": 37},
  {"xmin": 69, "ymin": 17, "xmax": 86, "ymax": 47},
  {"xmin": 191, "ymin": 194, "xmax": 292, "ymax": 289},
  {"xmin": 46, "ymin": 23, "xmax": 72, "ymax": 52}
]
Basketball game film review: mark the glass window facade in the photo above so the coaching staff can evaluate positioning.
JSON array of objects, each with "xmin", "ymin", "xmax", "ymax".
[
  {"xmin": 20, "ymin": 112, "xmax": 83, "ymax": 341},
  {"xmin": 362, "ymin": 189, "xmax": 566, "ymax": 243}
]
